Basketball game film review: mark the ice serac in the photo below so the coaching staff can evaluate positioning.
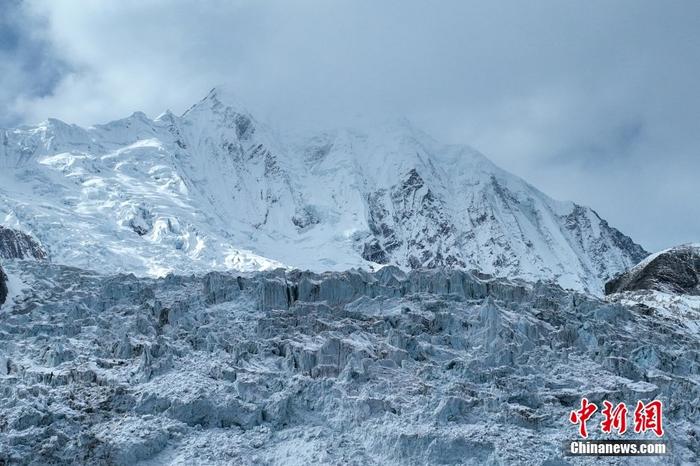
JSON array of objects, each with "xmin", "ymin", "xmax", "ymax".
[
  {"xmin": 605, "ymin": 243, "xmax": 700, "ymax": 295},
  {"xmin": 1, "ymin": 261, "xmax": 698, "ymax": 464},
  {"xmin": 0, "ymin": 87, "xmax": 647, "ymax": 292}
]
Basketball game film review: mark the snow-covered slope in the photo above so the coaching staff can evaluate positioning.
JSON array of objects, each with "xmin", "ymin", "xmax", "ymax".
[{"xmin": 0, "ymin": 87, "xmax": 647, "ymax": 292}]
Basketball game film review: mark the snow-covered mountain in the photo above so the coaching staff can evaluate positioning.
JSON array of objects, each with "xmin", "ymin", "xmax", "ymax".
[{"xmin": 0, "ymin": 87, "xmax": 647, "ymax": 293}]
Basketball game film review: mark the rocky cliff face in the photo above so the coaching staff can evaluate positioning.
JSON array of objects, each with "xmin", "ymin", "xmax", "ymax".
[
  {"xmin": 1, "ymin": 261, "xmax": 698, "ymax": 464},
  {"xmin": 0, "ymin": 226, "xmax": 47, "ymax": 260},
  {"xmin": 0, "ymin": 264, "xmax": 7, "ymax": 307},
  {"xmin": 0, "ymin": 88, "xmax": 647, "ymax": 292},
  {"xmin": 606, "ymin": 244, "xmax": 700, "ymax": 295}
]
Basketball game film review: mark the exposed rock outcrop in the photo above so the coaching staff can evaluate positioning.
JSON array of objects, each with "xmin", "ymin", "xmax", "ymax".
[
  {"xmin": 0, "ymin": 264, "xmax": 7, "ymax": 307},
  {"xmin": 605, "ymin": 243, "xmax": 700, "ymax": 295},
  {"xmin": 0, "ymin": 226, "xmax": 47, "ymax": 260}
]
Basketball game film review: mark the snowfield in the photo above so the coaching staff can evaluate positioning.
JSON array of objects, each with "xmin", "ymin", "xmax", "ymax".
[
  {"xmin": 0, "ymin": 260, "xmax": 698, "ymax": 465},
  {"xmin": 1, "ymin": 87, "xmax": 647, "ymax": 294}
]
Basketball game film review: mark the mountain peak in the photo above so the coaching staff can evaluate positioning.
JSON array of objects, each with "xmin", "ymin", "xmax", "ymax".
[
  {"xmin": 207, "ymin": 85, "xmax": 243, "ymax": 104},
  {"xmin": 184, "ymin": 86, "xmax": 249, "ymax": 115},
  {"xmin": 0, "ymin": 90, "xmax": 649, "ymax": 294}
]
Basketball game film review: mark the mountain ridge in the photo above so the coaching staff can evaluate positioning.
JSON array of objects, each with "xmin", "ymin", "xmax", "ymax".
[{"xmin": 0, "ymin": 87, "xmax": 648, "ymax": 293}]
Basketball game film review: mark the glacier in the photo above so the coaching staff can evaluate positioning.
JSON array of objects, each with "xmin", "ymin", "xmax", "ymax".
[
  {"xmin": 0, "ymin": 87, "xmax": 647, "ymax": 294},
  {"xmin": 1, "ymin": 260, "xmax": 698, "ymax": 465}
]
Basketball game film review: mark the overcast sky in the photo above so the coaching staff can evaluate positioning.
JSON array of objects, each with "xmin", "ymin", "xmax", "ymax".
[{"xmin": 2, "ymin": 0, "xmax": 698, "ymax": 252}]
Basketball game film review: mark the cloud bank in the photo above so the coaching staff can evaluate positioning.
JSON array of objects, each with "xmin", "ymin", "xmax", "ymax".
[{"xmin": 2, "ymin": 0, "xmax": 699, "ymax": 251}]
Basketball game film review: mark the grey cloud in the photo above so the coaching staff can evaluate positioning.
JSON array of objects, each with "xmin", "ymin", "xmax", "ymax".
[
  {"xmin": 0, "ymin": 0, "xmax": 68, "ymax": 126},
  {"xmin": 4, "ymin": 0, "xmax": 700, "ymax": 251}
]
